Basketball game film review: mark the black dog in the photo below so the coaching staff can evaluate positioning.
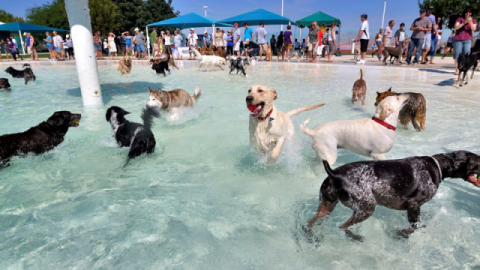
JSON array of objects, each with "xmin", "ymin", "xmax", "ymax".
[
  {"xmin": 5, "ymin": 63, "xmax": 36, "ymax": 85},
  {"xmin": 229, "ymin": 57, "xmax": 249, "ymax": 76},
  {"xmin": 0, "ymin": 78, "xmax": 11, "ymax": 90},
  {"xmin": 457, "ymin": 53, "xmax": 479, "ymax": 87},
  {"xmin": 306, "ymin": 151, "xmax": 480, "ymax": 240},
  {"xmin": 0, "ymin": 111, "xmax": 81, "ymax": 167},
  {"xmin": 106, "ymin": 106, "xmax": 158, "ymax": 166},
  {"xmin": 149, "ymin": 58, "xmax": 170, "ymax": 77}
]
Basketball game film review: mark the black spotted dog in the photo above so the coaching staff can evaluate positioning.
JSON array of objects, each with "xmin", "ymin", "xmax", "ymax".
[
  {"xmin": 229, "ymin": 57, "xmax": 250, "ymax": 76},
  {"xmin": 305, "ymin": 151, "xmax": 480, "ymax": 241},
  {"xmin": 5, "ymin": 63, "xmax": 36, "ymax": 85}
]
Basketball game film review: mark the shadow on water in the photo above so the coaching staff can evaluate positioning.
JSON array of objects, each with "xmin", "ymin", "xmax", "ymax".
[{"xmin": 65, "ymin": 81, "xmax": 164, "ymax": 105}]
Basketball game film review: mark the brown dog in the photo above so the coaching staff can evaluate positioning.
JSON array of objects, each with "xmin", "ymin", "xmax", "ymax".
[
  {"xmin": 117, "ymin": 56, "xmax": 132, "ymax": 75},
  {"xmin": 264, "ymin": 45, "xmax": 272, "ymax": 61},
  {"xmin": 352, "ymin": 69, "xmax": 367, "ymax": 105},
  {"xmin": 353, "ymin": 47, "xmax": 360, "ymax": 61},
  {"xmin": 375, "ymin": 88, "xmax": 426, "ymax": 131}
]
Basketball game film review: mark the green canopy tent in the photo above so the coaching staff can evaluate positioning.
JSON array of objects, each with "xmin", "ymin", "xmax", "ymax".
[{"xmin": 295, "ymin": 11, "xmax": 342, "ymax": 44}]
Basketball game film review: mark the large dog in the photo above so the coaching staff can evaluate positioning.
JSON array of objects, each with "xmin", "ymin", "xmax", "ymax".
[
  {"xmin": 191, "ymin": 47, "xmax": 226, "ymax": 71},
  {"xmin": 0, "ymin": 111, "xmax": 81, "ymax": 167},
  {"xmin": 352, "ymin": 69, "xmax": 367, "ymax": 105},
  {"xmin": 106, "ymin": 106, "xmax": 157, "ymax": 166},
  {"xmin": 305, "ymin": 151, "xmax": 480, "ymax": 240},
  {"xmin": 301, "ymin": 94, "xmax": 408, "ymax": 165},
  {"xmin": 375, "ymin": 88, "xmax": 426, "ymax": 131},
  {"xmin": 246, "ymin": 85, "xmax": 325, "ymax": 164},
  {"xmin": 5, "ymin": 63, "xmax": 36, "ymax": 85},
  {"xmin": 0, "ymin": 78, "xmax": 11, "ymax": 90},
  {"xmin": 229, "ymin": 57, "xmax": 250, "ymax": 76},
  {"xmin": 457, "ymin": 52, "xmax": 479, "ymax": 87},
  {"xmin": 117, "ymin": 56, "xmax": 132, "ymax": 75},
  {"xmin": 146, "ymin": 86, "xmax": 202, "ymax": 113},
  {"xmin": 382, "ymin": 38, "xmax": 410, "ymax": 65}
]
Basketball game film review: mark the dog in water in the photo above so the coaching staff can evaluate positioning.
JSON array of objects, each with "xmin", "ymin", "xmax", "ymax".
[
  {"xmin": 106, "ymin": 106, "xmax": 158, "ymax": 166},
  {"xmin": 305, "ymin": 151, "xmax": 480, "ymax": 241},
  {"xmin": 246, "ymin": 85, "xmax": 325, "ymax": 165},
  {"xmin": 191, "ymin": 47, "xmax": 226, "ymax": 71},
  {"xmin": 117, "ymin": 56, "xmax": 132, "ymax": 75},
  {"xmin": 0, "ymin": 111, "xmax": 81, "ymax": 167},
  {"xmin": 146, "ymin": 86, "xmax": 202, "ymax": 114},
  {"xmin": 5, "ymin": 63, "xmax": 36, "ymax": 85},
  {"xmin": 375, "ymin": 88, "xmax": 426, "ymax": 131},
  {"xmin": 149, "ymin": 58, "xmax": 170, "ymax": 76},
  {"xmin": 0, "ymin": 78, "xmax": 11, "ymax": 90},
  {"xmin": 457, "ymin": 52, "xmax": 479, "ymax": 87},
  {"xmin": 352, "ymin": 69, "xmax": 367, "ymax": 105},
  {"xmin": 229, "ymin": 57, "xmax": 250, "ymax": 76}
]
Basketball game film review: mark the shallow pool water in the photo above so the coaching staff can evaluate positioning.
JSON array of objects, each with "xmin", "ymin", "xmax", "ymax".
[{"xmin": 1, "ymin": 60, "xmax": 480, "ymax": 269}]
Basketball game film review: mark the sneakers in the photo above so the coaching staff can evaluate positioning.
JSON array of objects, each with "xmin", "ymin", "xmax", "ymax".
[{"xmin": 356, "ymin": 59, "xmax": 365, "ymax": 64}]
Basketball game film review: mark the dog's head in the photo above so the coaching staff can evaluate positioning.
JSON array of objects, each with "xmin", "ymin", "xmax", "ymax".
[
  {"xmin": 457, "ymin": 53, "xmax": 469, "ymax": 70},
  {"xmin": 246, "ymin": 85, "xmax": 277, "ymax": 116},
  {"xmin": 435, "ymin": 151, "xmax": 480, "ymax": 187},
  {"xmin": 106, "ymin": 106, "xmax": 130, "ymax": 124},
  {"xmin": 375, "ymin": 94, "xmax": 408, "ymax": 120},
  {"xmin": 146, "ymin": 87, "xmax": 165, "ymax": 109},
  {"xmin": 402, "ymin": 38, "xmax": 411, "ymax": 47},
  {"xmin": 123, "ymin": 56, "xmax": 132, "ymax": 67},
  {"xmin": 374, "ymin": 87, "xmax": 398, "ymax": 106},
  {"xmin": 23, "ymin": 63, "xmax": 31, "ymax": 69},
  {"xmin": 46, "ymin": 111, "xmax": 81, "ymax": 134},
  {"xmin": 0, "ymin": 78, "xmax": 11, "ymax": 90},
  {"xmin": 4, "ymin": 67, "xmax": 17, "ymax": 76}
]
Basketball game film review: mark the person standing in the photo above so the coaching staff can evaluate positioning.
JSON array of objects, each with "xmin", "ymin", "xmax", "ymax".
[
  {"xmin": 430, "ymin": 17, "xmax": 442, "ymax": 64},
  {"xmin": 383, "ymin": 20, "xmax": 395, "ymax": 49},
  {"xmin": 214, "ymin": 27, "xmax": 225, "ymax": 55},
  {"xmin": 53, "ymin": 31, "xmax": 65, "ymax": 60},
  {"xmin": 103, "ymin": 38, "xmax": 109, "ymax": 58},
  {"xmin": 28, "ymin": 33, "xmax": 38, "ymax": 61},
  {"xmin": 164, "ymin": 30, "xmax": 172, "ymax": 58},
  {"xmin": 6, "ymin": 38, "xmax": 17, "ymax": 61},
  {"xmin": 64, "ymin": 34, "xmax": 74, "ymax": 60},
  {"xmin": 108, "ymin": 32, "xmax": 117, "ymax": 59},
  {"xmin": 187, "ymin": 28, "xmax": 198, "ymax": 60},
  {"xmin": 255, "ymin": 22, "xmax": 268, "ymax": 61},
  {"xmin": 306, "ymin": 21, "xmax": 319, "ymax": 62},
  {"xmin": 244, "ymin": 22, "xmax": 254, "ymax": 43},
  {"xmin": 0, "ymin": 39, "xmax": 12, "ymax": 61},
  {"xmin": 406, "ymin": 8, "xmax": 432, "ymax": 65},
  {"xmin": 10, "ymin": 36, "xmax": 23, "ymax": 60},
  {"xmin": 276, "ymin": 31, "xmax": 284, "ymax": 61},
  {"xmin": 124, "ymin": 31, "xmax": 133, "ymax": 57},
  {"xmin": 442, "ymin": 30, "xmax": 455, "ymax": 59},
  {"xmin": 232, "ymin": 23, "xmax": 242, "ymax": 57},
  {"xmin": 354, "ymin": 14, "xmax": 370, "ymax": 64},
  {"xmin": 326, "ymin": 22, "xmax": 336, "ymax": 63},
  {"xmin": 150, "ymin": 29, "xmax": 158, "ymax": 57},
  {"xmin": 226, "ymin": 30, "xmax": 234, "ymax": 56},
  {"xmin": 421, "ymin": 6, "xmax": 435, "ymax": 64},
  {"xmin": 173, "ymin": 29, "xmax": 183, "ymax": 60},
  {"xmin": 133, "ymin": 28, "xmax": 146, "ymax": 59},
  {"xmin": 283, "ymin": 25, "xmax": 293, "ymax": 60},
  {"xmin": 93, "ymin": 31, "xmax": 102, "ymax": 60},
  {"xmin": 270, "ymin": 35, "xmax": 276, "ymax": 56},
  {"xmin": 394, "ymin": 23, "xmax": 406, "ymax": 47},
  {"xmin": 453, "ymin": 7, "xmax": 477, "ymax": 75}
]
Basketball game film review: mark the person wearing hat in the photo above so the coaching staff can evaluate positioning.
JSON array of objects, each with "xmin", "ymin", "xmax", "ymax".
[
  {"xmin": 452, "ymin": 7, "xmax": 477, "ymax": 75},
  {"xmin": 420, "ymin": 6, "xmax": 435, "ymax": 64},
  {"xmin": 226, "ymin": 30, "xmax": 234, "ymax": 56},
  {"xmin": 242, "ymin": 38, "xmax": 260, "ymax": 61},
  {"xmin": 187, "ymin": 28, "xmax": 198, "ymax": 60},
  {"xmin": 354, "ymin": 14, "xmax": 369, "ymax": 64},
  {"xmin": 149, "ymin": 28, "xmax": 158, "ymax": 57},
  {"xmin": 133, "ymin": 27, "xmax": 146, "ymax": 59},
  {"xmin": 406, "ymin": 8, "xmax": 432, "ymax": 65},
  {"xmin": 202, "ymin": 31, "xmax": 211, "ymax": 48},
  {"xmin": 64, "ymin": 34, "xmax": 74, "ymax": 60}
]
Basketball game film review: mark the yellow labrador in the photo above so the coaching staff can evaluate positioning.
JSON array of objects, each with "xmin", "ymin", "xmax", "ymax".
[{"xmin": 246, "ymin": 85, "xmax": 324, "ymax": 164}]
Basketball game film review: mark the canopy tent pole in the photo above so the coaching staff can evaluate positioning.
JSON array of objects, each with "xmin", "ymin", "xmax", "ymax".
[
  {"xmin": 18, "ymin": 30, "xmax": 25, "ymax": 55},
  {"xmin": 65, "ymin": 0, "xmax": 103, "ymax": 107},
  {"xmin": 146, "ymin": 26, "xmax": 150, "ymax": 58}
]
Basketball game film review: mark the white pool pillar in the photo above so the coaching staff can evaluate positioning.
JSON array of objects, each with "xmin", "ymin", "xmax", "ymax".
[{"xmin": 65, "ymin": 0, "xmax": 103, "ymax": 107}]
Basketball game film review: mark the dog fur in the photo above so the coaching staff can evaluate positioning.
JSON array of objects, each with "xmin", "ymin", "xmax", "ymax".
[
  {"xmin": 375, "ymin": 88, "xmax": 426, "ymax": 131},
  {"xmin": 305, "ymin": 151, "xmax": 480, "ymax": 240},
  {"xmin": 352, "ymin": 69, "xmax": 367, "ymax": 105},
  {"xmin": 289, "ymin": 48, "xmax": 306, "ymax": 62},
  {"xmin": 353, "ymin": 47, "xmax": 360, "ymax": 61},
  {"xmin": 0, "ymin": 111, "xmax": 81, "ymax": 167},
  {"xmin": 191, "ymin": 47, "xmax": 226, "ymax": 71},
  {"xmin": 117, "ymin": 56, "xmax": 132, "ymax": 75},
  {"xmin": 246, "ymin": 85, "xmax": 325, "ymax": 164},
  {"xmin": 382, "ymin": 38, "xmax": 410, "ymax": 65},
  {"xmin": 5, "ymin": 63, "xmax": 36, "ymax": 85},
  {"xmin": 265, "ymin": 45, "xmax": 273, "ymax": 61},
  {"xmin": 106, "ymin": 106, "xmax": 157, "ymax": 166},
  {"xmin": 301, "ymin": 94, "xmax": 408, "ymax": 165},
  {"xmin": 0, "ymin": 78, "xmax": 11, "ymax": 90},
  {"xmin": 149, "ymin": 58, "xmax": 170, "ymax": 76},
  {"xmin": 157, "ymin": 52, "xmax": 179, "ymax": 70},
  {"xmin": 457, "ymin": 52, "xmax": 479, "ymax": 87},
  {"xmin": 229, "ymin": 57, "xmax": 250, "ymax": 76},
  {"xmin": 146, "ymin": 86, "xmax": 202, "ymax": 113}
]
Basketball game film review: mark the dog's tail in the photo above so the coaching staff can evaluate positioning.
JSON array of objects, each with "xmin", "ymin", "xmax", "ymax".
[
  {"xmin": 141, "ymin": 107, "xmax": 158, "ymax": 130},
  {"xmin": 286, "ymin": 103, "xmax": 325, "ymax": 117},
  {"xmin": 322, "ymin": 160, "xmax": 335, "ymax": 177},
  {"xmin": 300, "ymin": 119, "xmax": 316, "ymax": 137},
  {"xmin": 192, "ymin": 86, "xmax": 202, "ymax": 102},
  {"xmin": 359, "ymin": 69, "xmax": 363, "ymax": 80}
]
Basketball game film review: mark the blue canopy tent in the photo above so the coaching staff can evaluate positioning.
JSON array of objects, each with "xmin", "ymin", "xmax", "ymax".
[
  {"xmin": 218, "ymin": 8, "xmax": 294, "ymax": 25},
  {"xmin": 0, "ymin": 22, "xmax": 68, "ymax": 54}
]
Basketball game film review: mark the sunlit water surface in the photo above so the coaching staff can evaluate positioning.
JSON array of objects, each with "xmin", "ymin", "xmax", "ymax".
[{"xmin": 1, "ymin": 60, "xmax": 480, "ymax": 269}]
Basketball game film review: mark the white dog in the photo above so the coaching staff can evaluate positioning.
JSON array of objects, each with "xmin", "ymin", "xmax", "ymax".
[
  {"xmin": 191, "ymin": 47, "xmax": 226, "ymax": 71},
  {"xmin": 247, "ymin": 85, "xmax": 325, "ymax": 164},
  {"xmin": 300, "ymin": 94, "xmax": 408, "ymax": 165}
]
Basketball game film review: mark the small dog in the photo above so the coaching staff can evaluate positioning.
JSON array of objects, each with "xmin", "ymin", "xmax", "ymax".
[
  {"xmin": 0, "ymin": 111, "xmax": 81, "ymax": 167},
  {"xmin": 289, "ymin": 48, "xmax": 305, "ymax": 62},
  {"xmin": 352, "ymin": 69, "xmax": 367, "ymax": 105},
  {"xmin": 149, "ymin": 58, "xmax": 170, "ymax": 76},
  {"xmin": 146, "ymin": 86, "xmax": 202, "ymax": 113},
  {"xmin": 277, "ymin": 45, "xmax": 285, "ymax": 61},
  {"xmin": 0, "ymin": 78, "xmax": 11, "ymax": 90},
  {"xmin": 158, "ymin": 52, "xmax": 179, "ymax": 70},
  {"xmin": 106, "ymin": 106, "xmax": 157, "ymax": 166},
  {"xmin": 117, "ymin": 56, "xmax": 132, "ymax": 75},
  {"xmin": 246, "ymin": 85, "xmax": 325, "ymax": 164},
  {"xmin": 229, "ymin": 57, "xmax": 250, "ymax": 76},
  {"xmin": 375, "ymin": 88, "xmax": 426, "ymax": 131},
  {"xmin": 301, "ymin": 94, "xmax": 408, "ymax": 165},
  {"xmin": 265, "ymin": 45, "xmax": 273, "ymax": 61},
  {"xmin": 305, "ymin": 151, "xmax": 480, "ymax": 241},
  {"xmin": 5, "ymin": 63, "xmax": 36, "ymax": 85},
  {"xmin": 457, "ymin": 52, "xmax": 479, "ymax": 86},
  {"xmin": 382, "ymin": 38, "xmax": 410, "ymax": 65},
  {"xmin": 353, "ymin": 47, "xmax": 360, "ymax": 61}
]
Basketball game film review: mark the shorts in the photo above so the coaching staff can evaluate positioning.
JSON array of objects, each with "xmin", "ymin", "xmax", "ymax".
[
  {"xmin": 55, "ymin": 47, "xmax": 62, "ymax": 53},
  {"xmin": 173, "ymin": 47, "xmax": 182, "ymax": 57},
  {"xmin": 327, "ymin": 41, "xmax": 335, "ymax": 53},
  {"xmin": 308, "ymin": 41, "xmax": 317, "ymax": 51},
  {"xmin": 27, "ymin": 47, "xmax": 32, "ymax": 54},
  {"xmin": 423, "ymin": 35, "xmax": 431, "ymax": 50},
  {"xmin": 360, "ymin": 39, "xmax": 369, "ymax": 52},
  {"xmin": 384, "ymin": 38, "xmax": 392, "ymax": 48},
  {"xmin": 126, "ymin": 44, "xmax": 132, "ymax": 49},
  {"xmin": 446, "ymin": 42, "xmax": 453, "ymax": 48},
  {"xmin": 136, "ymin": 43, "xmax": 145, "ymax": 52},
  {"xmin": 284, "ymin": 43, "xmax": 292, "ymax": 51},
  {"xmin": 165, "ymin": 45, "xmax": 172, "ymax": 55},
  {"xmin": 234, "ymin": 41, "xmax": 240, "ymax": 51},
  {"xmin": 152, "ymin": 43, "xmax": 159, "ymax": 52},
  {"xmin": 120, "ymin": 45, "xmax": 126, "ymax": 54},
  {"xmin": 376, "ymin": 40, "xmax": 382, "ymax": 45},
  {"xmin": 94, "ymin": 44, "xmax": 102, "ymax": 51}
]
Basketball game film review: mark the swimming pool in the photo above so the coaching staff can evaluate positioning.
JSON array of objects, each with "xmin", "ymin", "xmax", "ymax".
[{"xmin": 1, "ymin": 60, "xmax": 480, "ymax": 269}]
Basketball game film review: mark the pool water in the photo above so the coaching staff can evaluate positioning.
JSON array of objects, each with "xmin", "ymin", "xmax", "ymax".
[{"xmin": 1, "ymin": 60, "xmax": 480, "ymax": 269}]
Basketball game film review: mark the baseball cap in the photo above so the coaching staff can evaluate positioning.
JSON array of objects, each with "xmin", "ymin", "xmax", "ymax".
[
  {"xmin": 66, "ymin": 34, "xmax": 70, "ymax": 38},
  {"xmin": 360, "ymin": 13, "xmax": 368, "ymax": 19},
  {"xmin": 428, "ymin": 6, "xmax": 434, "ymax": 9},
  {"xmin": 420, "ymin": 8, "xmax": 426, "ymax": 13},
  {"xmin": 190, "ymin": 28, "xmax": 194, "ymax": 31},
  {"xmin": 134, "ymin": 27, "xmax": 139, "ymax": 31},
  {"xmin": 234, "ymin": 23, "xmax": 238, "ymax": 27}
]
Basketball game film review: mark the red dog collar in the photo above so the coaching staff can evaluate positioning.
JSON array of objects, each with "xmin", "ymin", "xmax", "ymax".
[
  {"xmin": 257, "ymin": 109, "xmax": 273, "ymax": 121},
  {"xmin": 371, "ymin": 117, "xmax": 396, "ymax": 131}
]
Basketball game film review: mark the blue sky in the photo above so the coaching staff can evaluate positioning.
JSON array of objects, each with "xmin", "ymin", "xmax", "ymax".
[{"xmin": 7, "ymin": 0, "xmax": 430, "ymax": 40}]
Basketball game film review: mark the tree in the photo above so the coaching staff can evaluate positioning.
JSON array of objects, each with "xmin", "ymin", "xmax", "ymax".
[
  {"xmin": 111, "ymin": 0, "xmax": 144, "ymax": 33},
  {"xmin": 89, "ymin": 0, "xmax": 120, "ymax": 34},
  {"xmin": 0, "ymin": 10, "xmax": 25, "ymax": 23},
  {"xmin": 419, "ymin": 0, "xmax": 480, "ymax": 28},
  {"xmin": 139, "ymin": 0, "xmax": 179, "ymax": 31}
]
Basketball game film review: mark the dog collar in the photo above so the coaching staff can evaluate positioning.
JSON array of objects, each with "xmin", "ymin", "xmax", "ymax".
[
  {"xmin": 371, "ymin": 117, "xmax": 396, "ymax": 131},
  {"xmin": 431, "ymin": 156, "xmax": 443, "ymax": 180},
  {"xmin": 257, "ymin": 109, "xmax": 273, "ymax": 121}
]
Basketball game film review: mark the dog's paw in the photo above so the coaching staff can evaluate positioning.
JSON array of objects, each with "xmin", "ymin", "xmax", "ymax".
[{"xmin": 344, "ymin": 229, "xmax": 364, "ymax": 242}]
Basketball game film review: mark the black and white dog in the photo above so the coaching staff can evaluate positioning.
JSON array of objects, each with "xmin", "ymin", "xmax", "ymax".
[
  {"xmin": 0, "ymin": 78, "xmax": 11, "ymax": 90},
  {"xmin": 305, "ymin": 151, "xmax": 480, "ymax": 240},
  {"xmin": 229, "ymin": 57, "xmax": 250, "ymax": 76},
  {"xmin": 149, "ymin": 58, "xmax": 170, "ymax": 77},
  {"xmin": 457, "ymin": 52, "xmax": 479, "ymax": 86},
  {"xmin": 5, "ymin": 63, "xmax": 36, "ymax": 85},
  {"xmin": 106, "ymin": 106, "xmax": 158, "ymax": 166}
]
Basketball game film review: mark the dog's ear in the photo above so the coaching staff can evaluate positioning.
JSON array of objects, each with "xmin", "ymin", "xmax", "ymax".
[
  {"xmin": 387, "ymin": 87, "xmax": 392, "ymax": 92},
  {"xmin": 148, "ymin": 87, "xmax": 155, "ymax": 93},
  {"xmin": 271, "ymin": 89, "xmax": 277, "ymax": 100},
  {"xmin": 376, "ymin": 91, "xmax": 380, "ymax": 95}
]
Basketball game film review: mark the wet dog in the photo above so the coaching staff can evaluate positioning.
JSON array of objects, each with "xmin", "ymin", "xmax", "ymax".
[
  {"xmin": 0, "ymin": 111, "xmax": 81, "ymax": 167},
  {"xmin": 229, "ymin": 57, "xmax": 250, "ymax": 76},
  {"xmin": 146, "ymin": 86, "xmax": 202, "ymax": 113},
  {"xmin": 246, "ymin": 85, "xmax": 325, "ymax": 164},
  {"xmin": 375, "ymin": 88, "xmax": 426, "ymax": 131},
  {"xmin": 457, "ymin": 52, "xmax": 479, "ymax": 86},
  {"xmin": 382, "ymin": 38, "xmax": 410, "ymax": 65},
  {"xmin": 191, "ymin": 47, "xmax": 226, "ymax": 71},
  {"xmin": 301, "ymin": 94, "xmax": 408, "ymax": 165},
  {"xmin": 5, "ymin": 63, "xmax": 36, "ymax": 85},
  {"xmin": 305, "ymin": 151, "xmax": 480, "ymax": 241},
  {"xmin": 0, "ymin": 78, "xmax": 11, "ymax": 90},
  {"xmin": 149, "ymin": 58, "xmax": 170, "ymax": 76},
  {"xmin": 106, "ymin": 106, "xmax": 157, "ymax": 166},
  {"xmin": 352, "ymin": 69, "xmax": 367, "ymax": 105},
  {"xmin": 117, "ymin": 56, "xmax": 132, "ymax": 75}
]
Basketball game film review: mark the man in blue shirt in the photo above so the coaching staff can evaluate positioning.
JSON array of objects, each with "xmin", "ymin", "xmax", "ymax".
[{"xmin": 244, "ymin": 22, "xmax": 254, "ymax": 42}]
